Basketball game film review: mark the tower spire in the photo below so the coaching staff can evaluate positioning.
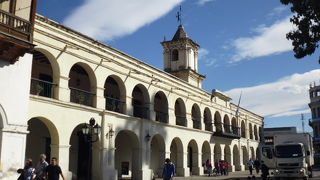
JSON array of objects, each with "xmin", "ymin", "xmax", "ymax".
[{"xmin": 176, "ymin": 5, "xmax": 182, "ymax": 25}]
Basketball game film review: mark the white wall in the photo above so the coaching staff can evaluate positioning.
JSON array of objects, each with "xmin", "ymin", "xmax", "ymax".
[{"xmin": 0, "ymin": 54, "xmax": 32, "ymax": 180}]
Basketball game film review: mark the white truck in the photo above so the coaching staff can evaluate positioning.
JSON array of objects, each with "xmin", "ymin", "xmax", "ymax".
[{"xmin": 261, "ymin": 133, "xmax": 314, "ymax": 180}]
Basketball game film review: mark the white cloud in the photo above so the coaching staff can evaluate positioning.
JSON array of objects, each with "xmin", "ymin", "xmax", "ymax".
[
  {"xmin": 230, "ymin": 16, "xmax": 294, "ymax": 63},
  {"xmin": 197, "ymin": 0, "xmax": 214, "ymax": 6},
  {"xmin": 268, "ymin": 6, "xmax": 289, "ymax": 17},
  {"xmin": 224, "ymin": 70, "xmax": 320, "ymax": 118},
  {"xmin": 198, "ymin": 48, "xmax": 217, "ymax": 67},
  {"xmin": 63, "ymin": 0, "xmax": 183, "ymax": 41}
]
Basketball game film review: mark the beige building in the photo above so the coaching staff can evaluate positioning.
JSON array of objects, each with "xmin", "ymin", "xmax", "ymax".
[{"xmin": 1, "ymin": 13, "xmax": 264, "ymax": 180}]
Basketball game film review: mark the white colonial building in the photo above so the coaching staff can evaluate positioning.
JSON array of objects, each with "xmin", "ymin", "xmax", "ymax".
[{"xmin": 1, "ymin": 13, "xmax": 264, "ymax": 180}]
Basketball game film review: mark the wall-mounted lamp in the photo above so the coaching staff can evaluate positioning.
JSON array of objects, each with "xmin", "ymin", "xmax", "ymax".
[
  {"xmin": 107, "ymin": 128, "xmax": 115, "ymax": 138},
  {"xmin": 145, "ymin": 133, "xmax": 151, "ymax": 142}
]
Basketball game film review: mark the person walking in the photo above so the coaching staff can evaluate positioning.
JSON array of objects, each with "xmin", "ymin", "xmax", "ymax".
[
  {"xmin": 19, "ymin": 158, "xmax": 35, "ymax": 180},
  {"xmin": 34, "ymin": 154, "xmax": 48, "ymax": 180},
  {"xmin": 254, "ymin": 159, "xmax": 260, "ymax": 174},
  {"xmin": 46, "ymin": 157, "xmax": 65, "ymax": 180},
  {"xmin": 247, "ymin": 158, "xmax": 254, "ymax": 175},
  {"xmin": 205, "ymin": 159, "xmax": 212, "ymax": 176},
  {"xmin": 162, "ymin": 158, "xmax": 175, "ymax": 180},
  {"xmin": 214, "ymin": 160, "xmax": 220, "ymax": 176}
]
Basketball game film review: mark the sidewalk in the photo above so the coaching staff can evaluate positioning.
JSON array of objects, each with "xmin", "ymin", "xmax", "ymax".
[{"xmin": 155, "ymin": 170, "xmax": 261, "ymax": 180}]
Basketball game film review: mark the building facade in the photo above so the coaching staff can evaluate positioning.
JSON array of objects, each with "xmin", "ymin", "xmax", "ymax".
[
  {"xmin": 1, "ymin": 13, "xmax": 264, "ymax": 180},
  {"xmin": 309, "ymin": 83, "xmax": 320, "ymax": 166}
]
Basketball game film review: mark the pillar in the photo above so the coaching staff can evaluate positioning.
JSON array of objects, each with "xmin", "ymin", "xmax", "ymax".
[
  {"xmin": 182, "ymin": 152, "xmax": 190, "ymax": 177},
  {"xmin": 168, "ymin": 107, "xmax": 175, "ymax": 125},
  {"xmin": 95, "ymin": 86, "xmax": 105, "ymax": 109},
  {"xmin": 50, "ymin": 144, "xmax": 72, "ymax": 180},
  {"xmin": 57, "ymin": 76, "xmax": 70, "ymax": 102}
]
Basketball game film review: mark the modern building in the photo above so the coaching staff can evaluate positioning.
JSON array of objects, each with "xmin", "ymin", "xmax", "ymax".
[
  {"xmin": 0, "ymin": 11, "xmax": 264, "ymax": 180},
  {"xmin": 309, "ymin": 82, "xmax": 320, "ymax": 165}
]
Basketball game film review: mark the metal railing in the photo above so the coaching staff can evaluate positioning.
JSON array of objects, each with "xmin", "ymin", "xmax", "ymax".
[
  {"xmin": 192, "ymin": 117, "xmax": 201, "ymax": 129},
  {"xmin": 155, "ymin": 111, "xmax": 168, "ymax": 123},
  {"xmin": 215, "ymin": 122, "xmax": 223, "ymax": 133},
  {"xmin": 105, "ymin": 96, "xmax": 125, "ymax": 114},
  {"xmin": 0, "ymin": 9, "xmax": 31, "ymax": 35},
  {"xmin": 30, "ymin": 78, "xmax": 56, "ymax": 98},
  {"xmin": 70, "ymin": 87, "xmax": 95, "ymax": 107},
  {"xmin": 176, "ymin": 115, "xmax": 187, "ymax": 126},
  {"xmin": 133, "ymin": 104, "xmax": 149, "ymax": 119},
  {"xmin": 204, "ymin": 122, "xmax": 213, "ymax": 131},
  {"xmin": 223, "ymin": 123, "xmax": 232, "ymax": 133}
]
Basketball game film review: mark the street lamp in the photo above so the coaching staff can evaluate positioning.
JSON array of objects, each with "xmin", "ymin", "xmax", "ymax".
[{"xmin": 81, "ymin": 118, "xmax": 101, "ymax": 180}]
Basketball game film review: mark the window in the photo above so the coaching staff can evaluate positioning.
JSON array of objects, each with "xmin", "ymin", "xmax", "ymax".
[
  {"xmin": 312, "ymin": 108, "xmax": 316, "ymax": 119},
  {"xmin": 172, "ymin": 49, "xmax": 179, "ymax": 61}
]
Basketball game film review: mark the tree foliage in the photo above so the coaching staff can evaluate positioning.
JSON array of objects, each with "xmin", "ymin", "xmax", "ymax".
[{"xmin": 280, "ymin": 0, "xmax": 320, "ymax": 59}]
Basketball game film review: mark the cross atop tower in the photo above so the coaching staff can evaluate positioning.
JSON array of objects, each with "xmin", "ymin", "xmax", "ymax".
[{"xmin": 176, "ymin": 5, "xmax": 182, "ymax": 25}]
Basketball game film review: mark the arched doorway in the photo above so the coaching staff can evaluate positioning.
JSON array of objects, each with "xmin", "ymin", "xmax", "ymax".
[
  {"xmin": 191, "ymin": 104, "xmax": 201, "ymax": 129},
  {"xmin": 26, "ymin": 118, "xmax": 59, "ymax": 166},
  {"xmin": 254, "ymin": 125, "xmax": 258, "ymax": 140},
  {"xmin": 115, "ymin": 130, "xmax": 140, "ymax": 179},
  {"xmin": 204, "ymin": 108, "xmax": 212, "ymax": 131},
  {"xmin": 249, "ymin": 123, "xmax": 253, "ymax": 139},
  {"xmin": 69, "ymin": 124, "xmax": 100, "ymax": 180},
  {"xmin": 214, "ymin": 112, "xmax": 222, "ymax": 133},
  {"xmin": 187, "ymin": 140, "xmax": 199, "ymax": 175},
  {"xmin": 223, "ymin": 115, "xmax": 231, "ymax": 133},
  {"xmin": 154, "ymin": 91, "xmax": 168, "ymax": 123},
  {"xmin": 201, "ymin": 141, "xmax": 211, "ymax": 170},
  {"xmin": 233, "ymin": 145, "xmax": 240, "ymax": 171},
  {"xmin": 241, "ymin": 121, "xmax": 246, "ymax": 138},
  {"xmin": 30, "ymin": 50, "xmax": 55, "ymax": 98},
  {"xmin": 250, "ymin": 147, "xmax": 255, "ymax": 160},
  {"xmin": 132, "ymin": 84, "xmax": 150, "ymax": 119},
  {"xmin": 224, "ymin": 145, "xmax": 231, "ymax": 170},
  {"xmin": 150, "ymin": 134, "xmax": 165, "ymax": 177},
  {"xmin": 104, "ymin": 75, "xmax": 126, "ymax": 114},
  {"xmin": 231, "ymin": 117, "xmax": 238, "ymax": 136},
  {"xmin": 214, "ymin": 144, "xmax": 221, "ymax": 163},
  {"xmin": 174, "ymin": 98, "xmax": 186, "ymax": 126},
  {"xmin": 242, "ymin": 146, "xmax": 249, "ymax": 170},
  {"xmin": 69, "ymin": 63, "xmax": 96, "ymax": 107},
  {"xmin": 170, "ymin": 138, "xmax": 184, "ymax": 176}
]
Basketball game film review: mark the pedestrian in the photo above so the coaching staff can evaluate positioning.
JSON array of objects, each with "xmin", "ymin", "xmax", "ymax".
[
  {"xmin": 34, "ymin": 154, "xmax": 49, "ymax": 180},
  {"xmin": 253, "ymin": 159, "xmax": 260, "ymax": 174},
  {"xmin": 219, "ymin": 160, "xmax": 224, "ymax": 175},
  {"xmin": 222, "ymin": 160, "xmax": 228, "ymax": 175},
  {"xmin": 261, "ymin": 163, "xmax": 269, "ymax": 180},
  {"xmin": 162, "ymin": 158, "xmax": 175, "ymax": 180},
  {"xmin": 46, "ymin": 157, "xmax": 65, "ymax": 180},
  {"xmin": 214, "ymin": 160, "xmax": 220, "ymax": 176},
  {"xmin": 247, "ymin": 159, "xmax": 254, "ymax": 175},
  {"xmin": 23, "ymin": 158, "xmax": 35, "ymax": 180},
  {"xmin": 205, "ymin": 159, "xmax": 212, "ymax": 176}
]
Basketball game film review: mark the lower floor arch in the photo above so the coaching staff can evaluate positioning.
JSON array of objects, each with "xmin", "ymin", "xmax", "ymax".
[
  {"xmin": 150, "ymin": 134, "xmax": 165, "ymax": 177},
  {"xmin": 233, "ymin": 145, "xmax": 241, "ymax": 171},
  {"xmin": 115, "ymin": 130, "xmax": 140, "ymax": 179},
  {"xmin": 224, "ymin": 145, "xmax": 231, "ymax": 171},
  {"xmin": 242, "ymin": 146, "xmax": 249, "ymax": 170},
  {"xmin": 170, "ymin": 137, "xmax": 184, "ymax": 176},
  {"xmin": 187, "ymin": 140, "xmax": 199, "ymax": 175},
  {"xmin": 25, "ymin": 117, "xmax": 59, "ymax": 165}
]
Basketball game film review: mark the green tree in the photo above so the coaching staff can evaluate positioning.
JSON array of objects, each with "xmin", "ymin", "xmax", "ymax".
[{"xmin": 280, "ymin": 0, "xmax": 320, "ymax": 59}]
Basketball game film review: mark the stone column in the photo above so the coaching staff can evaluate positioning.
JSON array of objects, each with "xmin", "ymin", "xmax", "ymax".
[
  {"xmin": 126, "ymin": 96, "xmax": 133, "ymax": 116},
  {"xmin": 182, "ymin": 152, "xmax": 190, "ymax": 177},
  {"xmin": 57, "ymin": 76, "xmax": 70, "ymax": 102},
  {"xmin": 220, "ymin": 144, "xmax": 225, "ymax": 160},
  {"xmin": 239, "ymin": 145, "xmax": 245, "ymax": 171},
  {"xmin": 168, "ymin": 107, "xmax": 175, "ymax": 125},
  {"xmin": 186, "ymin": 113, "xmax": 192, "ymax": 129},
  {"xmin": 149, "ymin": 103, "xmax": 155, "ymax": 121},
  {"xmin": 50, "ymin": 144, "xmax": 72, "ymax": 180},
  {"xmin": 95, "ymin": 86, "xmax": 105, "ymax": 109},
  {"xmin": 197, "ymin": 152, "xmax": 204, "ymax": 176}
]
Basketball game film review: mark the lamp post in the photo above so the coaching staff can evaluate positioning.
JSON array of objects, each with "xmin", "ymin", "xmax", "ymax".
[{"xmin": 81, "ymin": 118, "xmax": 101, "ymax": 180}]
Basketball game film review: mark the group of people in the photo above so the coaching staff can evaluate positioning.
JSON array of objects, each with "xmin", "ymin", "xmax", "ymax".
[
  {"xmin": 247, "ymin": 159, "xmax": 270, "ymax": 180},
  {"xmin": 17, "ymin": 154, "xmax": 65, "ymax": 180},
  {"xmin": 204, "ymin": 159, "xmax": 229, "ymax": 176}
]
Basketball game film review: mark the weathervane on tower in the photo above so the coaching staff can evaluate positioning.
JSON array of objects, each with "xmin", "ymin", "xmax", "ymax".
[{"xmin": 176, "ymin": 5, "xmax": 182, "ymax": 25}]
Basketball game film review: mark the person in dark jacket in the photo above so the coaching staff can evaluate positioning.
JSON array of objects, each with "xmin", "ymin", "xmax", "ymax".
[{"xmin": 162, "ymin": 158, "xmax": 176, "ymax": 180}]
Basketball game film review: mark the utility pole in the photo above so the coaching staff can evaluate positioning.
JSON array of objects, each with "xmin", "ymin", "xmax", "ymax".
[{"xmin": 301, "ymin": 114, "xmax": 305, "ymax": 133}]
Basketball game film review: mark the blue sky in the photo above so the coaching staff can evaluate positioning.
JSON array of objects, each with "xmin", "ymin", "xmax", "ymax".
[{"xmin": 37, "ymin": 0, "xmax": 320, "ymax": 132}]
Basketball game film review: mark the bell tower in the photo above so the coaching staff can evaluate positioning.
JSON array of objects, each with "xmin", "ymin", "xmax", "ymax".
[{"xmin": 161, "ymin": 25, "xmax": 205, "ymax": 88}]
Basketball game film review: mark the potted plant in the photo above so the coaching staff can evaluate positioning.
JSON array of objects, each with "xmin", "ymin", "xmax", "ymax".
[{"xmin": 36, "ymin": 84, "xmax": 44, "ymax": 95}]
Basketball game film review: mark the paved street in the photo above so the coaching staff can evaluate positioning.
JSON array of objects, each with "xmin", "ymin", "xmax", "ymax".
[{"xmin": 155, "ymin": 170, "xmax": 320, "ymax": 180}]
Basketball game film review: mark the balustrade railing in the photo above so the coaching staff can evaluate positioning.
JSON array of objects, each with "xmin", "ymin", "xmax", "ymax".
[
  {"xmin": 70, "ymin": 87, "xmax": 95, "ymax": 107},
  {"xmin": 0, "ymin": 9, "xmax": 31, "ymax": 35},
  {"xmin": 176, "ymin": 115, "xmax": 187, "ymax": 126},
  {"xmin": 215, "ymin": 122, "xmax": 223, "ymax": 133},
  {"xmin": 155, "ymin": 111, "xmax": 168, "ymax": 123},
  {"xmin": 30, "ymin": 78, "xmax": 56, "ymax": 98},
  {"xmin": 205, "ymin": 122, "xmax": 213, "ymax": 131},
  {"xmin": 133, "ymin": 104, "xmax": 149, "ymax": 119},
  {"xmin": 105, "ymin": 96, "xmax": 125, "ymax": 114},
  {"xmin": 192, "ymin": 117, "xmax": 201, "ymax": 129},
  {"xmin": 213, "ymin": 123, "xmax": 240, "ymax": 138}
]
